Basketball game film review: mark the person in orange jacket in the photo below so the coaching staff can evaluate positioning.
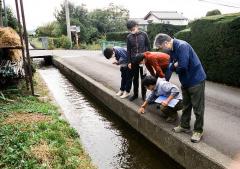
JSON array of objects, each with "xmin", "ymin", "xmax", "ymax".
[{"xmin": 132, "ymin": 51, "xmax": 170, "ymax": 79}]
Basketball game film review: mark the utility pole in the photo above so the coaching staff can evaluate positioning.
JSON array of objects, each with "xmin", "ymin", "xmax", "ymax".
[
  {"xmin": 0, "ymin": 0, "xmax": 3, "ymax": 27},
  {"xmin": 65, "ymin": 0, "xmax": 72, "ymax": 48}
]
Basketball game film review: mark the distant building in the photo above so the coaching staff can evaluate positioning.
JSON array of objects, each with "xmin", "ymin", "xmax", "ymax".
[
  {"xmin": 144, "ymin": 11, "xmax": 188, "ymax": 25},
  {"xmin": 130, "ymin": 11, "xmax": 188, "ymax": 31}
]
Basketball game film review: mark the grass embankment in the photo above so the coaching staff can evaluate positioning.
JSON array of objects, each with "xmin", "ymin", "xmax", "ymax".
[{"xmin": 0, "ymin": 73, "xmax": 96, "ymax": 169}]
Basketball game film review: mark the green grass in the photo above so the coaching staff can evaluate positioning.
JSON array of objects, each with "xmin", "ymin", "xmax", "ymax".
[{"xmin": 0, "ymin": 74, "xmax": 96, "ymax": 169}]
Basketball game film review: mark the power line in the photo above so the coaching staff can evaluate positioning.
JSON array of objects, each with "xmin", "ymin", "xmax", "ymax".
[{"xmin": 199, "ymin": 0, "xmax": 240, "ymax": 8}]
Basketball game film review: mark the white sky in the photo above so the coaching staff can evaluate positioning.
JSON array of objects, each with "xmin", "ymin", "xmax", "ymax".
[{"xmin": 5, "ymin": 0, "xmax": 240, "ymax": 30}]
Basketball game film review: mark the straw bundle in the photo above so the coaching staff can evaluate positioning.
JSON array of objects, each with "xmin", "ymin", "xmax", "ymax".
[{"xmin": 0, "ymin": 27, "xmax": 21, "ymax": 48}]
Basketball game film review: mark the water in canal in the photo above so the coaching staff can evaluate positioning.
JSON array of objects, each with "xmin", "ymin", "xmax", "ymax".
[{"xmin": 39, "ymin": 66, "xmax": 184, "ymax": 169}]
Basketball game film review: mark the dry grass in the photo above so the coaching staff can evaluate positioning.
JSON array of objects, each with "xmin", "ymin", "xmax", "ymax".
[
  {"xmin": 3, "ymin": 112, "xmax": 51, "ymax": 125},
  {"xmin": 31, "ymin": 141, "xmax": 54, "ymax": 169},
  {"xmin": 0, "ymin": 27, "xmax": 21, "ymax": 48}
]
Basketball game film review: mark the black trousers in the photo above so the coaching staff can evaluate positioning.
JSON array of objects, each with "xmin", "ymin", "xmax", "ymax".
[{"xmin": 129, "ymin": 64, "xmax": 146, "ymax": 99}]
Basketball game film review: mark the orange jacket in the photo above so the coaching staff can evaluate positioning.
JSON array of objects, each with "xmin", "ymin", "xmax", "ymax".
[{"xmin": 144, "ymin": 51, "xmax": 170, "ymax": 78}]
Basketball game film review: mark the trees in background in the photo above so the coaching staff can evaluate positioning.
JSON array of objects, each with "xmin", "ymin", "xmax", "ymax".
[{"xmin": 36, "ymin": 2, "xmax": 129, "ymax": 44}]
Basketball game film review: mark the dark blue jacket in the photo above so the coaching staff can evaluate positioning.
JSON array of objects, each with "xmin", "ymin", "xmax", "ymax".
[
  {"xmin": 127, "ymin": 31, "xmax": 150, "ymax": 64},
  {"xmin": 114, "ymin": 47, "xmax": 128, "ymax": 66},
  {"xmin": 170, "ymin": 39, "xmax": 206, "ymax": 88}
]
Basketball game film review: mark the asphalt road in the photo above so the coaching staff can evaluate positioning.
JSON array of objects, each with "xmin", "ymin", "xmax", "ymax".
[{"xmin": 31, "ymin": 49, "xmax": 240, "ymax": 158}]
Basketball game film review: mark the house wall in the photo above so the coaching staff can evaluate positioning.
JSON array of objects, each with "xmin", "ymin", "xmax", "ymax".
[{"xmin": 146, "ymin": 15, "xmax": 188, "ymax": 25}]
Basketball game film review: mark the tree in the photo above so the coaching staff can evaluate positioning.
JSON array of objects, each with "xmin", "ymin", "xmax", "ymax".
[
  {"xmin": 1, "ymin": 6, "xmax": 18, "ymax": 30},
  {"xmin": 36, "ymin": 21, "xmax": 62, "ymax": 37},
  {"xmin": 54, "ymin": 2, "xmax": 97, "ymax": 43},
  {"xmin": 206, "ymin": 9, "xmax": 222, "ymax": 16},
  {"xmin": 89, "ymin": 3, "xmax": 129, "ymax": 34}
]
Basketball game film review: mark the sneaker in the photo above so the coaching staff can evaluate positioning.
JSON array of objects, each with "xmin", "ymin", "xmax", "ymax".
[
  {"xmin": 116, "ymin": 91, "xmax": 123, "ymax": 96},
  {"xmin": 120, "ymin": 92, "xmax": 130, "ymax": 99},
  {"xmin": 173, "ymin": 125, "xmax": 191, "ymax": 133},
  {"xmin": 129, "ymin": 95, "xmax": 138, "ymax": 101},
  {"xmin": 191, "ymin": 132, "xmax": 203, "ymax": 143}
]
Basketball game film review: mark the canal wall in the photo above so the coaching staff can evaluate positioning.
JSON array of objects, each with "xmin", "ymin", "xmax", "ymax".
[{"xmin": 53, "ymin": 56, "xmax": 232, "ymax": 169}]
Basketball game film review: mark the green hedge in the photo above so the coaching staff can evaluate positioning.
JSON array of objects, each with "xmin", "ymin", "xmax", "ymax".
[
  {"xmin": 175, "ymin": 28, "xmax": 191, "ymax": 43},
  {"xmin": 106, "ymin": 32, "xmax": 129, "ymax": 42},
  {"xmin": 147, "ymin": 23, "xmax": 186, "ymax": 45},
  {"xmin": 49, "ymin": 36, "xmax": 71, "ymax": 49},
  {"xmin": 175, "ymin": 13, "xmax": 240, "ymax": 86}
]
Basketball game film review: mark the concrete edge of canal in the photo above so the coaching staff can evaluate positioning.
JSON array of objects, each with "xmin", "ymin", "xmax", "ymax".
[{"xmin": 52, "ymin": 56, "xmax": 232, "ymax": 169}]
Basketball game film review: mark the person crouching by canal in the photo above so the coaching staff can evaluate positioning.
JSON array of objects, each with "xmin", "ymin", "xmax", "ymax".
[
  {"xmin": 103, "ymin": 47, "xmax": 132, "ymax": 99},
  {"xmin": 138, "ymin": 76, "xmax": 183, "ymax": 123},
  {"xmin": 154, "ymin": 33, "xmax": 206, "ymax": 143},
  {"xmin": 132, "ymin": 51, "xmax": 170, "ymax": 80}
]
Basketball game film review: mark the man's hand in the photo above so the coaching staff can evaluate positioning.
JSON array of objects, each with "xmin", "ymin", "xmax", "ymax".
[
  {"xmin": 161, "ymin": 100, "xmax": 169, "ymax": 107},
  {"xmin": 128, "ymin": 63, "xmax": 132, "ymax": 69},
  {"xmin": 174, "ymin": 62, "xmax": 178, "ymax": 68},
  {"xmin": 138, "ymin": 107, "xmax": 145, "ymax": 114}
]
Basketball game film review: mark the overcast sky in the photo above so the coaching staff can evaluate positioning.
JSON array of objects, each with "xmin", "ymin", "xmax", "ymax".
[{"xmin": 5, "ymin": 0, "xmax": 240, "ymax": 30}]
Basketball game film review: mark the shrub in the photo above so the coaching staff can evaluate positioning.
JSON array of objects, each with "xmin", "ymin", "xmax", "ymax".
[
  {"xmin": 206, "ymin": 9, "xmax": 221, "ymax": 16},
  {"xmin": 106, "ymin": 32, "xmax": 129, "ymax": 42},
  {"xmin": 147, "ymin": 23, "xmax": 186, "ymax": 45},
  {"xmin": 175, "ymin": 13, "xmax": 240, "ymax": 86}
]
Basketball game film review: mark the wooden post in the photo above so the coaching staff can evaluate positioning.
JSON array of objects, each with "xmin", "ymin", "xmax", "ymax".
[
  {"xmin": 15, "ymin": 0, "xmax": 29, "ymax": 90},
  {"xmin": 19, "ymin": 0, "xmax": 34, "ymax": 95}
]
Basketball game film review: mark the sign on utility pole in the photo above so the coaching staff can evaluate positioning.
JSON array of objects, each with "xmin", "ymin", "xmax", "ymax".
[
  {"xmin": 0, "ymin": 0, "xmax": 3, "ymax": 27},
  {"xmin": 65, "ymin": 0, "xmax": 72, "ymax": 48}
]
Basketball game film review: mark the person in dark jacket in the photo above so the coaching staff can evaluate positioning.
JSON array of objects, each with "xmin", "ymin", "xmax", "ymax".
[
  {"xmin": 103, "ymin": 47, "xmax": 132, "ymax": 99},
  {"xmin": 126, "ymin": 20, "xmax": 150, "ymax": 101},
  {"xmin": 132, "ymin": 51, "xmax": 170, "ymax": 79},
  {"xmin": 154, "ymin": 33, "xmax": 206, "ymax": 143}
]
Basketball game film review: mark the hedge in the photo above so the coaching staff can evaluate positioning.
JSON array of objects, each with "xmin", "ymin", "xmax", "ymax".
[
  {"xmin": 147, "ymin": 23, "xmax": 186, "ymax": 46},
  {"xmin": 175, "ymin": 13, "xmax": 240, "ymax": 86},
  {"xmin": 174, "ymin": 28, "xmax": 191, "ymax": 43},
  {"xmin": 49, "ymin": 36, "xmax": 71, "ymax": 49},
  {"xmin": 106, "ymin": 32, "xmax": 129, "ymax": 42}
]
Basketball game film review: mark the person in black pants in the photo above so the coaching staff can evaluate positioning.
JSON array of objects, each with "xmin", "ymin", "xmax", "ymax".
[{"xmin": 126, "ymin": 20, "xmax": 150, "ymax": 101}]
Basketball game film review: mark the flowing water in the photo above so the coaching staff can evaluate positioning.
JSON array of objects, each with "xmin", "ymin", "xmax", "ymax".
[{"xmin": 39, "ymin": 66, "xmax": 184, "ymax": 169}]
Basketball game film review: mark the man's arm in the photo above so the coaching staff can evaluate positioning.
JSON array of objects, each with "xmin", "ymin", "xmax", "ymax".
[
  {"xmin": 161, "ymin": 82, "xmax": 180, "ymax": 106},
  {"xmin": 138, "ymin": 100, "xmax": 148, "ymax": 114},
  {"xmin": 145, "ymin": 63, "xmax": 155, "ymax": 77},
  {"xmin": 154, "ymin": 59, "xmax": 165, "ymax": 78},
  {"xmin": 127, "ymin": 36, "xmax": 132, "ymax": 64},
  {"xmin": 175, "ymin": 44, "xmax": 190, "ymax": 75}
]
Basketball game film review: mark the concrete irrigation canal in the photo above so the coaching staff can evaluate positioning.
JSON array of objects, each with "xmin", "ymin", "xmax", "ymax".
[
  {"xmin": 39, "ymin": 66, "xmax": 184, "ymax": 169},
  {"xmin": 32, "ymin": 50, "xmax": 240, "ymax": 169}
]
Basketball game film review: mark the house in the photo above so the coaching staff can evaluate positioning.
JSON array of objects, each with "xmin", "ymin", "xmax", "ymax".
[
  {"xmin": 144, "ymin": 11, "xmax": 188, "ymax": 25},
  {"xmin": 130, "ymin": 11, "xmax": 188, "ymax": 31}
]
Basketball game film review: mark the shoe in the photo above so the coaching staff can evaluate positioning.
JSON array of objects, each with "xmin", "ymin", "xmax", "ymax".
[
  {"xmin": 129, "ymin": 95, "xmax": 138, "ymax": 101},
  {"xmin": 173, "ymin": 125, "xmax": 191, "ymax": 133},
  {"xmin": 120, "ymin": 92, "xmax": 130, "ymax": 99},
  {"xmin": 116, "ymin": 90, "xmax": 123, "ymax": 96},
  {"xmin": 191, "ymin": 132, "xmax": 203, "ymax": 143}
]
